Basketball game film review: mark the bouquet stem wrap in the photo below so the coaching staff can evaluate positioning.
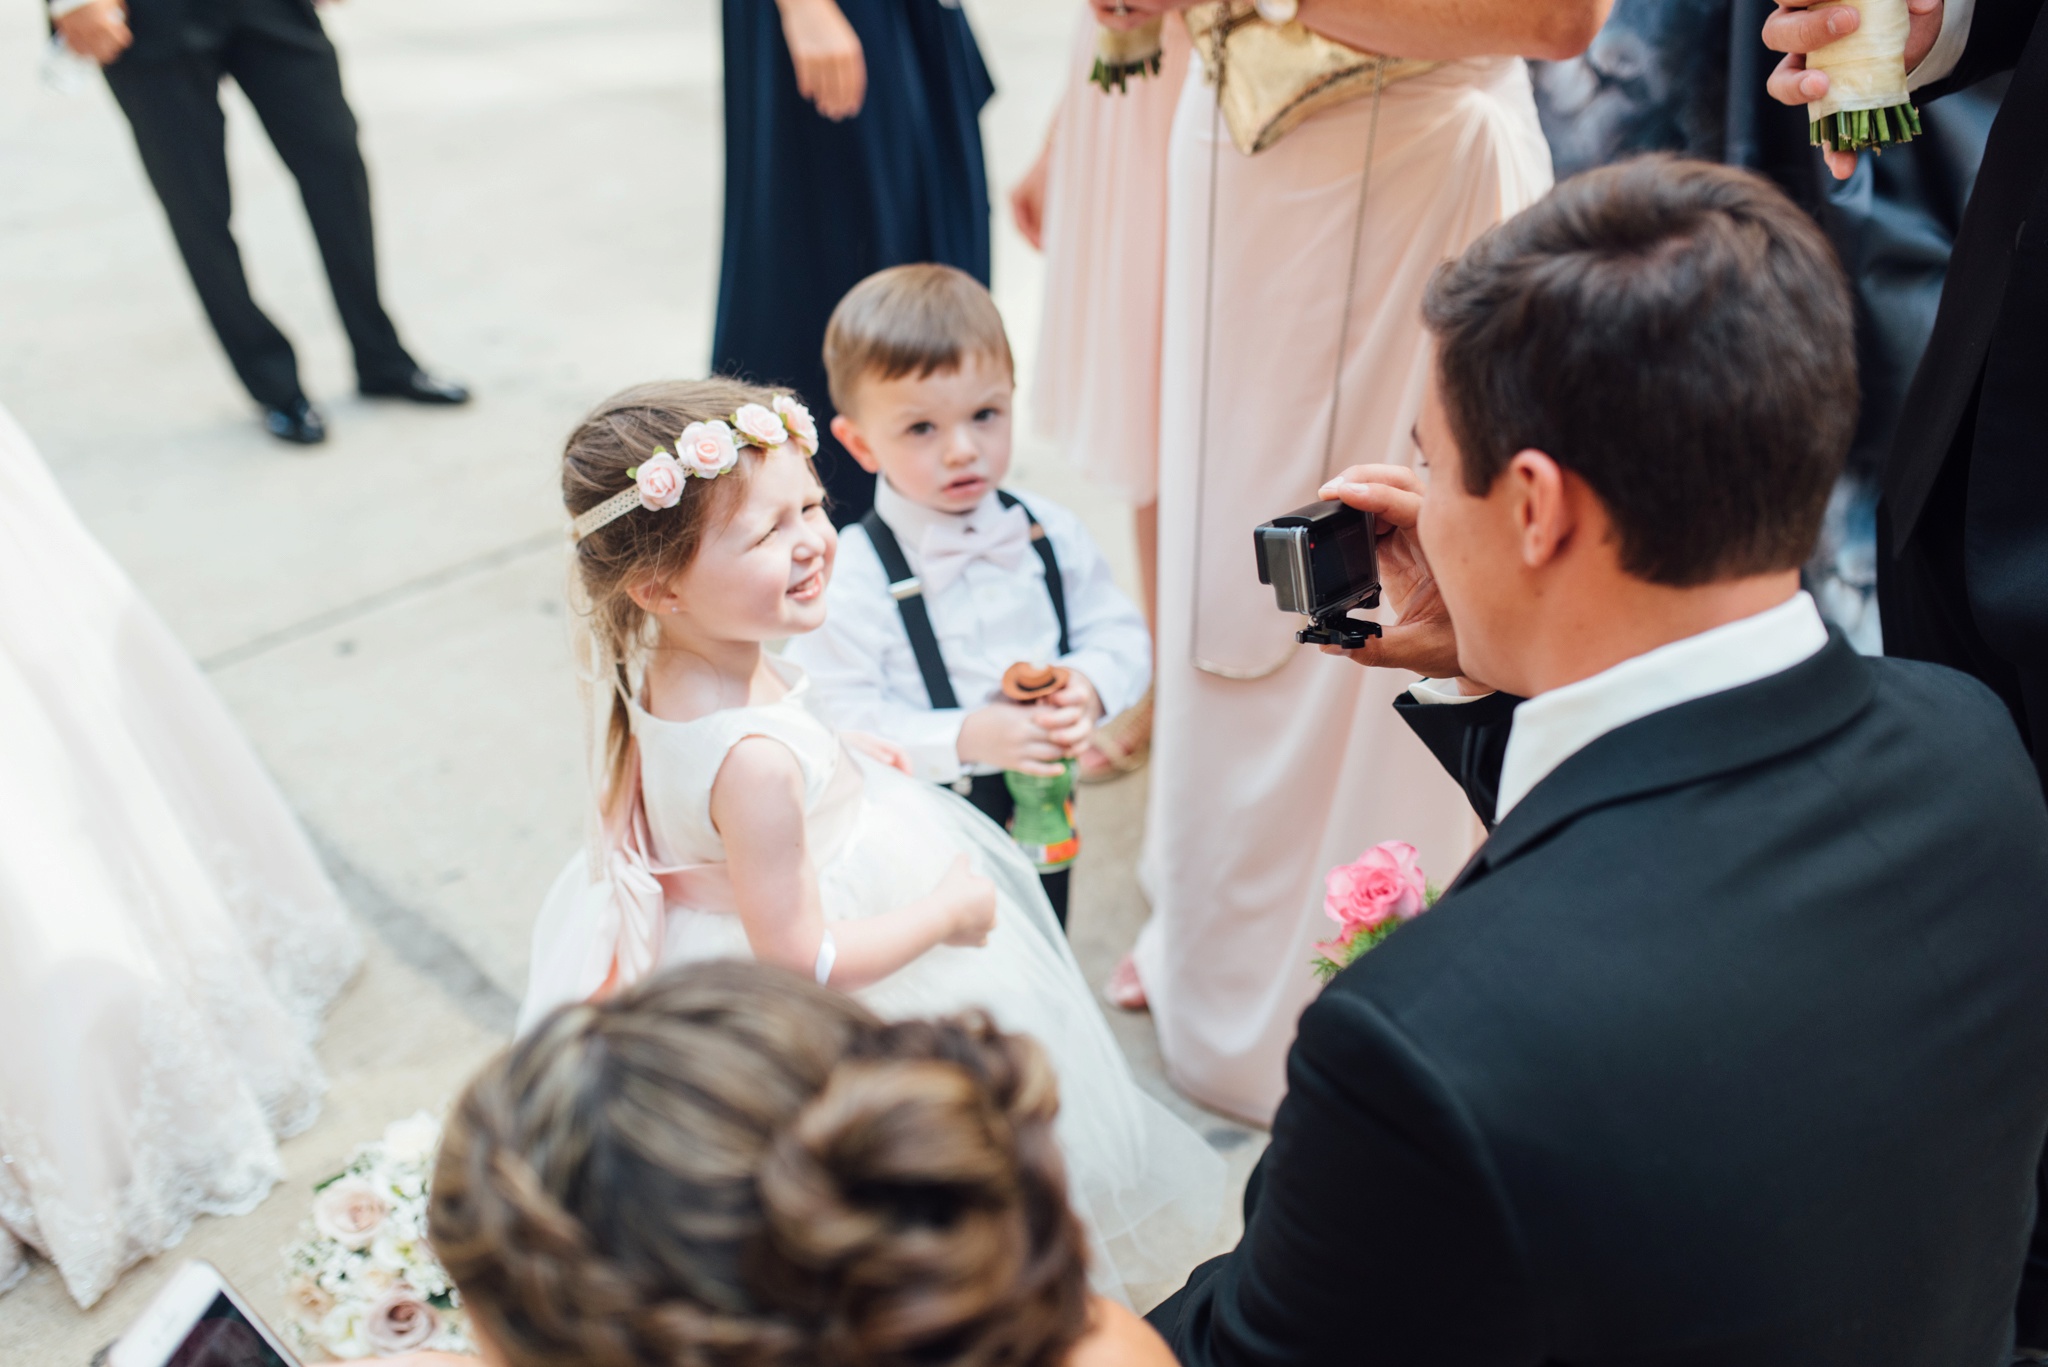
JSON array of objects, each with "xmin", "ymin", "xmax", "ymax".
[
  {"xmin": 1091, "ymin": 18, "xmax": 1165, "ymax": 92},
  {"xmin": 1806, "ymin": 0, "xmax": 1921, "ymax": 151}
]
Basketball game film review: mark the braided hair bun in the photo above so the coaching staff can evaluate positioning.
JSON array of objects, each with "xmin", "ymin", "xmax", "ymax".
[{"xmin": 428, "ymin": 962, "xmax": 1091, "ymax": 1367}]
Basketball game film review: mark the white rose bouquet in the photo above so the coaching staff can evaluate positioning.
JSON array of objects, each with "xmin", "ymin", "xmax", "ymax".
[
  {"xmin": 1806, "ymin": 0, "xmax": 1922, "ymax": 152},
  {"xmin": 282, "ymin": 1113, "xmax": 475, "ymax": 1361}
]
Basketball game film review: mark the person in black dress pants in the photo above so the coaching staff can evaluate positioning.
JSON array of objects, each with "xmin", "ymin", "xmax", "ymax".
[
  {"xmin": 714, "ymin": 0, "xmax": 992, "ymax": 525},
  {"xmin": 1147, "ymin": 158, "xmax": 2048, "ymax": 1365},
  {"xmin": 49, "ymin": 0, "xmax": 467, "ymax": 445},
  {"xmin": 1765, "ymin": 0, "xmax": 2048, "ymax": 798}
]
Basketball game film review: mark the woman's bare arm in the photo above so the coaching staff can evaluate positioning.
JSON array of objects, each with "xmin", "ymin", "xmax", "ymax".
[
  {"xmin": 1068, "ymin": 1297, "xmax": 1179, "ymax": 1367},
  {"xmin": 1297, "ymin": 0, "xmax": 1610, "ymax": 61},
  {"xmin": 1093, "ymin": 0, "xmax": 1610, "ymax": 62}
]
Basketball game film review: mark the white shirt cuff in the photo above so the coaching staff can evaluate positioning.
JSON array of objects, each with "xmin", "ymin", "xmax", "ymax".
[
  {"xmin": 1908, "ymin": 0, "xmax": 1975, "ymax": 90},
  {"xmin": 896, "ymin": 710, "xmax": 968, "ymax": 785},
  {"xmin": 48, "ymin": 0, "xmax": 102, "ymax": 19},
  {"xmin": 1407, "ymin": 677, "xmax": 1491, "ymax": 706}
]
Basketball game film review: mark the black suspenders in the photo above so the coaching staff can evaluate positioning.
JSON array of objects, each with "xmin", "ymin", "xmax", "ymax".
[{"xmin": 858, "ymin": 491, "xmax": 1071, "ymax": 711}]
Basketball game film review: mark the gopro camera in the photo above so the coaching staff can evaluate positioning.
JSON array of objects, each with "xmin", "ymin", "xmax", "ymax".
[{"xmin": 1253, "ymin": 500, "xmax": 1382, "ymax": 649}]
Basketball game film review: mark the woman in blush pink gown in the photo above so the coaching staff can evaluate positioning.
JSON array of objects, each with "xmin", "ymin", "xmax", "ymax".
[
  {"xmin": 1013, "ymin": 8, "xmax": 1191, "ymax": 780},
  {"xmin": 1029, "ymin": 8, "xmax": 1190, "ymax": 518},
  {"xmin": 1132, "ymin": 52, "xmax": 1551, "ymax": 1125}
]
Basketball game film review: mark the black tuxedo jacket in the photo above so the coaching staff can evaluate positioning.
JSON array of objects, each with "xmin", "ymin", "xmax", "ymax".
[
  {"xmin": 1882, "ymin": 0, "xmax": 2048, "ymax": 773},
  {"xmin": 1150, "ymin": 638, "xmax": 2048, "ymax": 1364}
]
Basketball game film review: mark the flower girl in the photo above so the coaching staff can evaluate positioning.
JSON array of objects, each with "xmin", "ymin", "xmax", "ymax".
[{"xmin": 521, "ymin": 379, "xmax": 1223, "ymax": 1304}]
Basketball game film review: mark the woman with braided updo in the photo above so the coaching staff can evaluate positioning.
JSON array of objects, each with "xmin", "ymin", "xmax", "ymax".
[{"xmin": 400, "ymin": 961, "xmax": 1173, "ymax": 1367}]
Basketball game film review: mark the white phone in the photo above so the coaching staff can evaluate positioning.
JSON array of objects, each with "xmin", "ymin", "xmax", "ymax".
[{"xmin": 109, "ymin": 1260, "xmax": 303, "ymax": 1367}]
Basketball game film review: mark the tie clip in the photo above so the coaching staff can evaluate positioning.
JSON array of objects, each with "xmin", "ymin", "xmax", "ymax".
[{"xmin": 888, "ymin": 576, "xmax": 923, "ymax": 601}]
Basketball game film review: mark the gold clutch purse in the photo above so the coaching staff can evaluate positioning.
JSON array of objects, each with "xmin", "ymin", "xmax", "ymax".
[{"xmin": 1184, "ymin": 2, "xmax": 1437, "ymax": 155}]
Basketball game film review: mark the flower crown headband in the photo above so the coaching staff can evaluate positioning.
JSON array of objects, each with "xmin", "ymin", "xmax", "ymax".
[{"xmin": 569, "ymin": 396, "xmax": 820, "ymax": 542}]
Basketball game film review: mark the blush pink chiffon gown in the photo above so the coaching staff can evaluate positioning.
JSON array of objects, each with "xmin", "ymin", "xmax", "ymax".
[
  {"xmin": 1030, "ymin": 7, "xmax": 1190, "ymax": 505},
  {"xmin": 1133, "ymin": 55, "xmax": 1552, "ymax": 1125}
]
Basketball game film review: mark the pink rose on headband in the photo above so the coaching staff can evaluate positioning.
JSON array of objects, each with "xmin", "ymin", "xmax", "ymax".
[
  {"xmin": 634, "ymin": 451, "xmax": 687, "ymax": 509},
  {"xmin": 675, "ymin": 421, "xmax": 739, "ymax": 478},
  {"xmin": 733, "ymin": 403, "xmax": 788, "ymax": 448},
  {"xmin": 774, "ymin": 395, "xmax": 819, "ymax": 455}
]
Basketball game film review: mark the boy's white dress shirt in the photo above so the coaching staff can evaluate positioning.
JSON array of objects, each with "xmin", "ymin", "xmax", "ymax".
[{"xmin": 786, "ymin": 479, "xmax": 1151, "ymax": 784}]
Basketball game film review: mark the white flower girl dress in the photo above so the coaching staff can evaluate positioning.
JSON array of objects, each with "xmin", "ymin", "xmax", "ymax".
[{"xmin": 522, "ymin": 657, "xmax": 1224, "ymax": 1303}]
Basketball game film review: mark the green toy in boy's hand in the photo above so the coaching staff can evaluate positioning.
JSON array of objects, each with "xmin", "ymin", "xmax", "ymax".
[
  {"xmin": 1001, "ymin": 662, "xmax": 1081, "ymax": 872},
  {"xmin": 1006, "ymin": 761, "xmax": 1080, "ymax": 872}
]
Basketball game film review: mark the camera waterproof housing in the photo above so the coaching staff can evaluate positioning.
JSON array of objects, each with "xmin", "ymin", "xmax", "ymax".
[{"xmin": 1253, "ymin": 500, "xmax": 1383, "ymax": 649}]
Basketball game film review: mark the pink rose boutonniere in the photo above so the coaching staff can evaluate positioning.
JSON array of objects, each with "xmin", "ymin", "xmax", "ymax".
[{"xmin": 1311, "ymin": 840, "xmax": 1439, "ymax": 981}]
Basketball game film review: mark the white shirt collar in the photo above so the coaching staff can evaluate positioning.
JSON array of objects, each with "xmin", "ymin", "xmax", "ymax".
[
  {"xmin": 1494, "ymin": 591, "xmax": 1830, "ymax": 823},
  {"xmin": 871, "ymin": 478, "xmax": 1002, "ymax": 566}
]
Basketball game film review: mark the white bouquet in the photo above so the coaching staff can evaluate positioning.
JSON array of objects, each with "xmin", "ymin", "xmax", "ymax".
[
  {"xmin": 1806, "ymin": 0, "xmax": 1922, "ymax": 152},
  {"xmin": 282, "ymin": 1113, "xmax": 476, "ymax": 1361}
]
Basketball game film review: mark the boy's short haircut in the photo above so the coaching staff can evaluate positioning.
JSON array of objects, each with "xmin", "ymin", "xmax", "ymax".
[
  {"xmin": 1423, "ymin": 155, "xmax": 1858, "ymax": 588},
  {"xmin": 823, "ymin": 264, "xmax": 1015, "ymax": 414}
]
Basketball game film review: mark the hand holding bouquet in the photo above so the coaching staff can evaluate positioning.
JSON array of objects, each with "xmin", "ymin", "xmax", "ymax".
[
  {"xmin": 1764, "ymin": 0, "xmax": 1946, "ymax": 165},
  {"xmin": 1311, "ymin": 841, "xmax": 1438, "ymax": 981},
  {"xmin": 1091, "ymin": 18, "xmax": 1165, "ymax": 92}
]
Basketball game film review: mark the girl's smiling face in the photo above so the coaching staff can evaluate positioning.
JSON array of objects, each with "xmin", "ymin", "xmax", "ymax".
[{"xmin": 661, "ymin": 444, "xmax": 837, "ymax": 642}]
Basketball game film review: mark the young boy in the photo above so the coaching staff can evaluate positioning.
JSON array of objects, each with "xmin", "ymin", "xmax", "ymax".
[{"xmin": 785, "ymin": 264, "xmax": 1151, "ymax": 928}]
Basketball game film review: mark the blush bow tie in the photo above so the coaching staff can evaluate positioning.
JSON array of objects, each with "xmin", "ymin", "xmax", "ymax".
[{"xmin": 918, "ymin": 502, "xmax": 1037, "ymax": 596}]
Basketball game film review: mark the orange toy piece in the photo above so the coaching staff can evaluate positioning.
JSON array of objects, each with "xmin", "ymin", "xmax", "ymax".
[{"xmin": 1002, "ymin": 662, "xmax": 1071, "ymax": 703}]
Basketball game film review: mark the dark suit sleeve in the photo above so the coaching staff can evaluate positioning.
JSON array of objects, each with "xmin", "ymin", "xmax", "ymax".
[
  {"xmin": 1393, "ymin": 690, "xmax": 1522, "ymax": 828},
  {"xmin": 1920, "ymin": 0, "xmax": 2047, "ymax": 100},
  {"xmin": 2016, "ymin": 1162, "xmax": 2048, "ymax": 1349},
  {"xmin": 1147, "ymin": 990, "xmax": 1540, "ymax": 1366}
]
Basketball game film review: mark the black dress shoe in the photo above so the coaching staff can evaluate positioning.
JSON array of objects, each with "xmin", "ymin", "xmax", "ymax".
[
  {"xmin": 359, "ymin": 368, "xmax": 471, "ymax": 405},
  {"xmin": 263, "ymin": 398, "xmax": 327, "ymax": 445}
]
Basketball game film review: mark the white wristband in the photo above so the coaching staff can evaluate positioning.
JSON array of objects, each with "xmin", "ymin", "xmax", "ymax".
[
  {"xmin": 49, "ymin": 0, "xmax": 104, "ymax": 20},
  {"xmin": 813, "ymin": 930, "xmax": 838, "ymax": 986}
]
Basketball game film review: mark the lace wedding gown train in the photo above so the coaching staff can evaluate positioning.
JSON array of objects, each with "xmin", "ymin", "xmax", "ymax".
[
  {"xmin": 0, "ymin": 404, "xmax": 362, "ymax": 1307},
  {"xmin": 521, "ymin": 659, "xmax": 1227, "ymax": 1307}
]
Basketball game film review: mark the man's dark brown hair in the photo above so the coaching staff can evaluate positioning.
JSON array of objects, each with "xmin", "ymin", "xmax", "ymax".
[{"xmin": 1422, "ymin": 155, "xmax": 1858, "ymax": 586}]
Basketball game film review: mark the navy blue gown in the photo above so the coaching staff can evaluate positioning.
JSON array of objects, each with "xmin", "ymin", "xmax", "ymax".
[{"xmin": 715, "ymin": 0, "xmax": 994, "ymax": 525}]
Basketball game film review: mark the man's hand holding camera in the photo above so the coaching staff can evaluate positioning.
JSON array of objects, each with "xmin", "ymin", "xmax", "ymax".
[{"xmin": 1314, "ymin": 464, "xmax": 1471, "ymax": 684}]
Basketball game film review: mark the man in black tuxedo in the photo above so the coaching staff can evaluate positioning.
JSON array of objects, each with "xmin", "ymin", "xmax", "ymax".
[
  {"xmin": 1763, "ymin": 0, "xmax": 2048, "ymax": 790},
  {"xmin": 50, "ymin": 0, "xmax": 467, "ymax": 444},
  {"xmin": 1147, "ymin": 158, "xmax": 2048, "ymax": 1363}
]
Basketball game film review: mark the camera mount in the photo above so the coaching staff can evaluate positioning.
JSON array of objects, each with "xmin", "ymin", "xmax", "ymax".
[{"xmin": 1296, "ymin": 591, "xmax": 1383, "ymax": 650}]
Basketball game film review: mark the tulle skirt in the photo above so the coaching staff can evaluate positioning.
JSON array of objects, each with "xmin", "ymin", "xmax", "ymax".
[{"xmin": 542, "ymin": 757, "xmax": 1226, "ymax": 1307}]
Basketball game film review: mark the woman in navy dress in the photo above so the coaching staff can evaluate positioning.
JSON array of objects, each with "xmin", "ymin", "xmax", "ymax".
[{"xmin": 716, "ymin": 0, "xmax": 994, "ymax": 525}]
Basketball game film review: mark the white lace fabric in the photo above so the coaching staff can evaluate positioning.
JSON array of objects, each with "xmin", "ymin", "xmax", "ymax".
[{"xmin": 0, "ymin": 404, "xmax": 362, "ymax": 1308}]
